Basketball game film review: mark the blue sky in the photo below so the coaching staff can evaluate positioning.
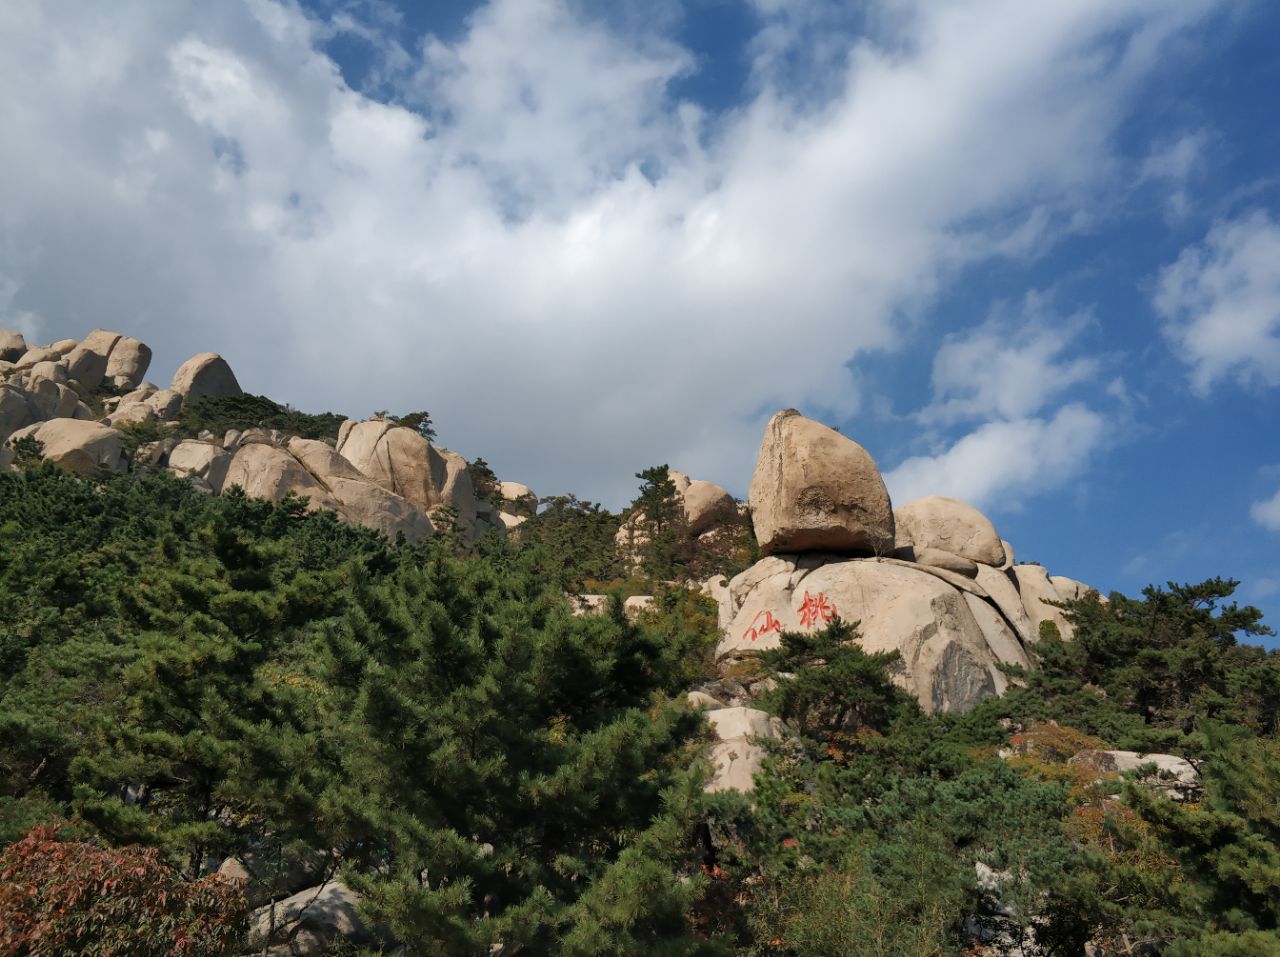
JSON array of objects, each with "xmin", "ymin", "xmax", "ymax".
[{"xmin": 1, "ymin": 0, "xmax": 1278, "ymax": 643}]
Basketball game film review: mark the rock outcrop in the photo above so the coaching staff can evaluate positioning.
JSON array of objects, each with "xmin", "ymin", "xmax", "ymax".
[
  {"xmin": 894, "ymin": 495, "xmax": 1006, "ymax": 567},
  {"xmin": 8, "ymin": 419, "xmax": 125, "ymax": 475},
  {"xmin": 168, "ymin": 440, "xmax": 231, "ymax": 491},
  {"xmin": 704, "ymin": 410, "xmax": 1100, "ymax": 713},
  {"xmin": 714, "ymin": 555, "xmax": 1024, "ymax": 711},
  {"xmin": 170, "ymin": 352, "xmax": 242, "ymax": 406},
  {"xmin": 222, "ymin": 444, "xmax": 340, "ymax": 512},
  {"xmin": 248, "ymin": 881, "xmax": 385, "ymax": 955},
  {"xmin": 1011, "ymin": 563, "xmax": 1077, "ymax": 640},
  {"xmin": 704, "ymin": 707, "xmax": 781, "ymax": 794},
  {"xmin": 1069, "ymin": 749, "xmax": 1200, "ymax": 800},
  {"xmin": 614, "ymin": 467, "xmax": 747, "ymax": 570},
  {"xmin": 104, "ymin": 335, "xmax": 152, "ymax": 389},
  {"xmin": 64, "ymin": 329, "xmax": 122, "ymax": 390},
  {"xmin": 0, "ymin": 330, "xmax": 26, "ymax": 362},
  {"xmin": 335, "ymin": 418, "xmax": 499, "ymax": 539},
  {"xmin": 748, "ymin": 409, "xmax": 894, "ymax": 556}
]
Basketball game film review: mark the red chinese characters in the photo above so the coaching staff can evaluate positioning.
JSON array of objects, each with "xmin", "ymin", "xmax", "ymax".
[
  {"xmin": 741, "ymin": 609, "xmax": 784, "ymax": 642},
  {"xmin": 798, "ymin": 591, "xmax": 837, "ymax": 629}
]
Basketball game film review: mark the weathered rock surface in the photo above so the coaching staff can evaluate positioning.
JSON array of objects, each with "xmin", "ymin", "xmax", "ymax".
[
  {"xmin": 8, "ymin": 419, "xmax": 124, "ymax": 475},
  {"xmin": 1012, "ymin": 564, "xmax": 1075, "ymax": 640},
  {"xmin": 973, "ymin": 564, "xmax": 1037, "ymax": 645},
  {"xmin": 26, "ymin": 360, "xmax": 68, "ymax": 386},
  {"xmin": 1069, "ymin": 749, "xmax": 1200, "ymax": 799},
  {"xmin": 715, "ymin": 555, "xmax": 1030, "ymax": 713},
  {"xmin": 14, "ymin": 346, "xmax": 62, "ymax": 369},
  {"xmin": 326, "ymin": 477, "xmax": 435, "ymax": 544},
  {"xmin": 684, "ymin": 478, "xmax": 736, "ymax": 534},
  {"xmin": 748, "ymin": 409, "xmax": 894, "ymax": 555},
  {"xmin": 170, "ymin": 352, "xmax": 242, "ymax": 406},
  {"xmin": 248, "ymin": 881, "xmax": 382, "ymax": 955},
  {"xmin": 285, "ymin": 437, "xmax": 367, "ymax": 484},
  {"xmin": 499, "ymin": 511, "xmax": 526, "ymax": 530},
  {"xmin": 499, "ymin": 480, "xmax": 538, "ymax": 515},
  {"xmin": 0, "ymin": 329, "xmax": 26, "ymax": 362},
  {"xmin": 104, "ymin": 402, "xmax": 157, "ymax": 427},
  {"xmin": 428, "ymin": 444, "xmax": 480, "ymax": 525},
  {"xmin": 913, "ymin": 546, "xmax": 980, "ymax": 578},
  {"xmin": 686, "ymin": 691, "xmax": 721, "ymax": 711},
  {"xmin": 963, "ymin": 592, "xmax": 1033, "ymax": 683},
  {"xmin": 894, "ymin": 496, "xmax": 1005, "ymax": 567},
  {"xmin": 222, "ymin": 444, "xmax": 338, "ymax": 511},
  {"xmin": 168, "ymin": 440, "xmax": 231, "ymax": 491},
  {"xmin": 875, "ymin": 555, "xmax": 990, "ymax": 598},
  {"xmin": 337, "ymin": 419, "xmax": 492, "ymax": 539},
  {"xmin": 0, "ymin": 384, "xmax": 32, "ymax": 439},
  {"xmin": 568, "ymin": 594, "xmax": 609, "ymax": 616},
  {"xmin": 64, "ymin": 329, "xmax": 122, "ymax": 389},
  {"xmin": 1051, "ymin": 575, "xmax": 1092, "ymax": 602},
  {"xmin": 704, "ymin": 707, "xmax": 780, "ymax": 793},
  {"xmin": 338, "ymin": 420, "xmax": 432, "ymax": 507},
  {"xmin": 104, "ymin": 335, "xmax": 152, "ymax": 389},
  {"xmin": 144, "ymin": 388, "xmax": 182, "ymax": 420}
]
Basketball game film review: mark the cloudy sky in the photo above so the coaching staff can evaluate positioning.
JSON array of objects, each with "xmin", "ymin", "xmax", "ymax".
[{"xmin": 3, "ymin": 0, "xmax": 1279, "ymax": 638}]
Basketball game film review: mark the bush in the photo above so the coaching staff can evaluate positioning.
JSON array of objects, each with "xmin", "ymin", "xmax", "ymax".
[
  {"xmin": 179, "ymin": 393, "xmax": 345, "ymax": 441},
  {"xmin": 0, "ymin": 821, "xmax": 248, "ymax": 956}
]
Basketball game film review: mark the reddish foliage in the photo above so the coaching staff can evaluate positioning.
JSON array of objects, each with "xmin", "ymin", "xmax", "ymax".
[{"xmin": 0, "ymin": 822, "xmax": 248, "ymax": 957}]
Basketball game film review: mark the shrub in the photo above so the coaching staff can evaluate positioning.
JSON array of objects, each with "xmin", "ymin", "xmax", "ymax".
[
  {"xmin": 179, "ymin": 393, "xmax": 345, "ymax": 441},
  {"xmin": 0, "ymin": 821, "xmax": 248, "ymax": 956}
]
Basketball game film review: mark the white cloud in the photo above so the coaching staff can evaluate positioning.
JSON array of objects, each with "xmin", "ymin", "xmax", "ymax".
[
  {"xmin": 919, "ymin": 294, "xmax": 1100, "ymax": 425},
  {"xmin": 1139, "ymin": 129, "xmax": 1210, "ymax": 220},
  {"xmin": 885, "ymin": 404, "xmax": 1108, "ymax": 510},
  {"xmin": 0, "ymin": 0, "xmax": 1234, "ymax": 503},
  {"xmin": 1253, "ymin": 487, "xmax": 1280, "ymax": 532},
  {"xmin": 1154, "ymin": 209, "xmax": 1280, "ymax": 395}
]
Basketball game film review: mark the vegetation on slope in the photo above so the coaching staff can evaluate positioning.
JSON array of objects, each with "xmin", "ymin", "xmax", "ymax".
[{"xmin": 0, "ymin": 455, "xmax": 1277, "ymax": 955}]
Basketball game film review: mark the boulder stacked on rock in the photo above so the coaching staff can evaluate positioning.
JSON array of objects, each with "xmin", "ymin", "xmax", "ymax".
[
  {"xmin": 706, "ymin": 409, "xmax": 1097, "ymax": 715},
  {"xmin": 749, "ymin": 409, "xmax": 895, "ymax": 555}
]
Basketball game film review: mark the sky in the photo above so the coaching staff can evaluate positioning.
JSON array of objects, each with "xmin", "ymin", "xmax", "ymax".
[{"xmin": 1, "ymin": 0, "xmax": 1279, "ymax": 642}]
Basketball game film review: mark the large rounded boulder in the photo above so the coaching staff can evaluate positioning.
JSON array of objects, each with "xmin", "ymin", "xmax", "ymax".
[
  {"xmin": 8, "ymin": 419, "xmax": 125, "ymax": 475},
  {"xmin": 64, "ymin": 329, "xmax": 122, "ymax": 389},
  {"xmin": 684, "ymin": 478, "xmax": 737, "ymax": 534},
  {"xmin": 104, "ymin": 335, "xmax": 152, "ymax": 389},
  {"xmin": 170, "ymin": 352, "xmax": 242, "ymax": 407},
  {"xmin": 748, "ymin": 409, "xmax": 894, "ymax": 555},
  {"xmin": 894, "ymin": 495, "xmax": 1005, "ymax": 567},
  {"xmin": 0, "ymin": 329, "xmax": 27, "ymax": 362}
]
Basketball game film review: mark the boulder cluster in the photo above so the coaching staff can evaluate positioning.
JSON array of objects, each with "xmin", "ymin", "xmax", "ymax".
[
  {"xmin": 0, "ymin": 328, "xmax": 531, "ymax": 543},
  {"xmin": 690, "ymin": 409, "xmax": 1097, "ymax": 793},
  {"xmin": 706, "ymin": 409, "xmax": 1092, "ymax": 715}
]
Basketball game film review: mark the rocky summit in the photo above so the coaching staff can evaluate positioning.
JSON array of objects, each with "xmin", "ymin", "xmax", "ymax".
[
  {"xmin": 2, "ymin": 326, "xmax": 1274, "ymax": 957},
  {"xmin": 0, "ymin": 327, "xmax": 1095, "ymax": 721}
]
